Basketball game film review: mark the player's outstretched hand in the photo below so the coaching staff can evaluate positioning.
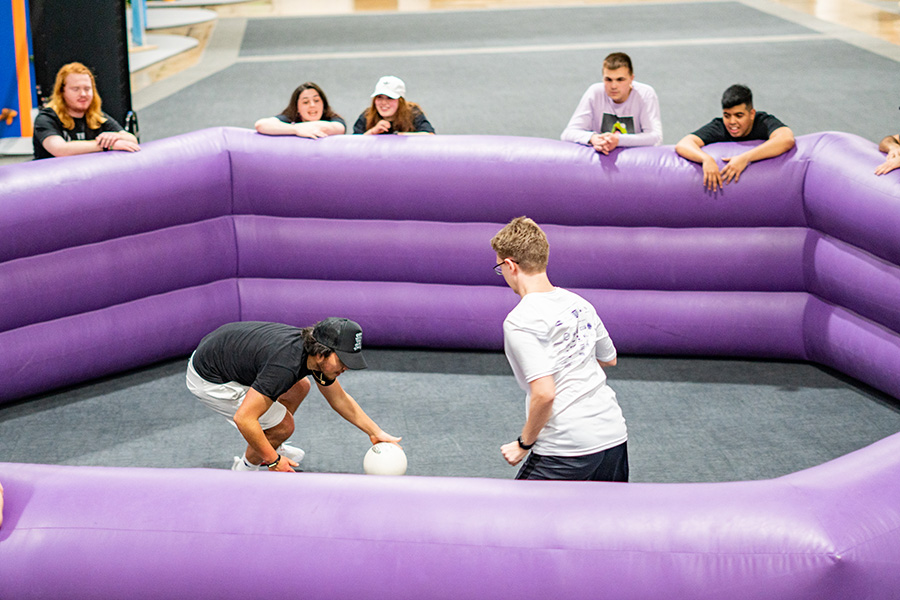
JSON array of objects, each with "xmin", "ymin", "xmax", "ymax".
[{"xmin": 370, "ymin": 430, "xmax": 402, "ymax": 447}]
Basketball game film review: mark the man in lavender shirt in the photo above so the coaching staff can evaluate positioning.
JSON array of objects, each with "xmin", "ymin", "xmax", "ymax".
[{"xmin": 561, "ymin": 52, "xmax": 662, "ymax": 155}]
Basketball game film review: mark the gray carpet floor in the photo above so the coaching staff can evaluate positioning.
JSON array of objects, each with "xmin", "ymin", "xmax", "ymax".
[
  {"xmin": 4, "ymin": 1, "xmax": 900, "ymax": 483},
  {"xmin": 2, "ymin": 349, "xmax": 897, "ymax": 483},
  {"xmin": 137, "ymin": 1, "xmax": 900, "ymax": 144}
]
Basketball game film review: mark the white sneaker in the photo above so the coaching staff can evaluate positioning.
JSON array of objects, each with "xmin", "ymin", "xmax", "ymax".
[
  {"xmin": 230, "ymin": 456, "xmax": 261, "ymax": 472},
  {"xmin": 277, "ymin": 442, "xmax": 306, "ymax": 464}
]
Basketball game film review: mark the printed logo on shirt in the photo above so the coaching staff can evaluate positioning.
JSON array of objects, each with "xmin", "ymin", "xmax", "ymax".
[
  {"xmin": 60, "ymin": 125, "xmax": 87, "ymax": 143},
  {"xmin": 550, "ymin": 306, "xmax": 596, "ymax": 370},
  {"xmin": 601, "ymin": 114, "xmax": 634, "ymax": 135},
  {"xmin": 59, "ymin": 130, "xmax": 85, "ymax": 142}
]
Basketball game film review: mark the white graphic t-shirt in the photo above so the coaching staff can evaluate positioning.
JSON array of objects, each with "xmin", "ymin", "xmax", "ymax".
[{"xmin": 503, "ymin": 288, "xmax": 627, "ymax": 456}]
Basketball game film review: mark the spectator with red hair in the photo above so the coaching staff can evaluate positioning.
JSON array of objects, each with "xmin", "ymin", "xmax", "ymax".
[
  {"xmin": 32, "ymin": 62, "xmax": 139, "ymax": 159},
  {"xmin": 353, "ymin": 76, "xmax": 434, "ymax": 135}
]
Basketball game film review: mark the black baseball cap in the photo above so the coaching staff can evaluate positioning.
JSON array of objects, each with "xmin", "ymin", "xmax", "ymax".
[{"xmin": 312, "ymin": 317, "xmax": 368, "ymax": 370}]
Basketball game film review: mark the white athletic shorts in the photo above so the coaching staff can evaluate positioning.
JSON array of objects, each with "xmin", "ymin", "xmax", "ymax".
[{"xmin": 186, "ymin": 353, "xmax": 287, "ymax": 431}]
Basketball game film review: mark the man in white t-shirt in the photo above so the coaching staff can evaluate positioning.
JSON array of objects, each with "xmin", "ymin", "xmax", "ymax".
[
  {"xmin": 561, "ymin": 52, "xmax": 662, "ymax": 155},
  {"xmin": 491, "ymin": 217, "xmax": 628, "ymax": 481}
]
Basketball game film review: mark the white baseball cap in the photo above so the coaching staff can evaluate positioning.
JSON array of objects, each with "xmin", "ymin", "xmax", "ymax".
[{"xmin": 371, "ymin": 76, "xmax": 406, "ymax": 99}]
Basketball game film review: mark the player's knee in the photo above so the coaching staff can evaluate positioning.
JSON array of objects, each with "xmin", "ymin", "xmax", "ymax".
[
  {"xmin": 265, "ymin": 413, "xmax": 294, "ymax": 441},
  {"xmin": 282, "ymin": 378, "xmax": 311, "ymax": 407},
  {"xmin": 279, "ymin": 414, "xmax": 295, "ymax": 438}
]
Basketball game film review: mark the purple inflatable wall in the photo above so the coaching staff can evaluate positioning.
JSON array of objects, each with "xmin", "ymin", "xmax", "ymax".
[
  {"xmin": 1, "ymin": 128, "xmax": 899, "ymax": 598},
  {"xmin": 2, "ymin": 129, "xmax": 899, "ymax": 401}
]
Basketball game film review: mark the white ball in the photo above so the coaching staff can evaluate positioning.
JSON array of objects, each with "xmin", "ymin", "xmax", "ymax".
[{"xmin": 363, "ymin": 442, "xmax": 407, "ymax": 475}]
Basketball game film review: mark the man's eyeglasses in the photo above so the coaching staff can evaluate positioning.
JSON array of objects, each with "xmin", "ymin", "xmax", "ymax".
[{"xmin": 494, "ymin": 259, "xmax": 518, "ymax": 275}]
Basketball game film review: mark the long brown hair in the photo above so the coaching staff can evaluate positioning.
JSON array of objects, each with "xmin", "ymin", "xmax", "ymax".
[
  {"xmin": 364, "ymin": 97, "xmax": 425, "ymax": 133},
  {"xmin": 46, "ymin": 62, "xmax": 107, "ymax": 130},
  {"xmin": 279, "ymin": 82, "xmax": 341, "ymax": 123}
]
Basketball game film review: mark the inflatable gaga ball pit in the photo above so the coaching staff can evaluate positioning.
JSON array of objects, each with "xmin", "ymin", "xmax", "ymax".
[{"xmin": 1, "ymin": 128, "xmax": 899, "ymax": 600}]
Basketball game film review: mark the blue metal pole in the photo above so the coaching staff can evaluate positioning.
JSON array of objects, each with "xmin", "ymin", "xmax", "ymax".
[{"xmin": 131, "ymin": 0, "xmax": 145, "ymax": 47}]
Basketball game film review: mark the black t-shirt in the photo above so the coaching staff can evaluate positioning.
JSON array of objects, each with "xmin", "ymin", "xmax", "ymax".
[
  {"xmin": 32, "ymin": 106, "xmax": 123, "ymax": 160},
  {"xmin": 192, "ymin": 322, "xmax": 333, "ymax": 400},
  {"xmin": 691, "ymin": 111, "xmax": 786, "ymax": 145},
  {"xmin": 275, "ymin": 113, "xmax": 347, "ymax": 129},
  {"xmin": 352, "ymin": 107, "xmax": 435, "ymax": 134}
]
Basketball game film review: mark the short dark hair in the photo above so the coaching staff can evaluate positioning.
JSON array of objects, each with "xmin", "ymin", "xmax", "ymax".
[
  {"xmin": 301, "ymin": 326, "xmax": 334, "ymax": 358},
  {"xmin": 722, "ymin": 84, "xmax": 753, "ymax": 110},
  {"xmin": 603, "ymin": 52, "xmax": 633, "ymax": 75}
]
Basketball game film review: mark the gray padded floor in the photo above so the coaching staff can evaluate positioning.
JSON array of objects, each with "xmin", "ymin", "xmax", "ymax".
[
  {"xmin": 4, "ymin": 1, "xmax": 900, "ymax": 483},
  {"xmin": 2, "ymin": 350, "xmax": 898, "ymax": 483}
]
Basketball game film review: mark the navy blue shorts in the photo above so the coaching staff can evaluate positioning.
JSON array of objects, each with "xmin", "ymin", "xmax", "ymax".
[{"xmin": 516, "ymin": 441, "xmax": 629, "ymax": 482}]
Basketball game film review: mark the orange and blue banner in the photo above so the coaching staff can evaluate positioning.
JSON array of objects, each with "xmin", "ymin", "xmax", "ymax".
[{"xmin": 1, "ymin": 0, "xmax": 36, "ymax": 138}]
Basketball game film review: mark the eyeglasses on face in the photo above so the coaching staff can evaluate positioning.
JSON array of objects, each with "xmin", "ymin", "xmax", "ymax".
[{"xmin": 493, "ymin": 258, "xmax": 518, "ymax": 275}]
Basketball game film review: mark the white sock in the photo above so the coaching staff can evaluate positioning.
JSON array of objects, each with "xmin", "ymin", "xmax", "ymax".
[{"xmin": 242, "ymin": 453, "xmax": 258, "ymax": 468}]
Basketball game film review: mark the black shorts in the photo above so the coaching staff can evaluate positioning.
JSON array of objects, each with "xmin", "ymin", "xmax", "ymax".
[{"xmin": 516, "ymin": 441, "xmax": 629, "ymax": 482}]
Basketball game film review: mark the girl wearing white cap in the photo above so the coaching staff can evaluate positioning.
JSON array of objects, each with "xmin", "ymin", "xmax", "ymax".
[
  {"xmin": 255, "ymin": 82, "xmax": 346, "ymax": 138},
  {"xmin": 353, "ymin": 76, "xmax": 435, "ymax": 135}
]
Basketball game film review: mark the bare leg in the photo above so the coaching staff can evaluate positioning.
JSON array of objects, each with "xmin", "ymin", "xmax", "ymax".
[
  {"xmin": 243, "ymin": 378, "xmax": 310, "ymax": 466},
  {"xmin": 277, "ymin": 377, "xmax": 311, "ymax": 415},
  {"xmin": 244, "ymin": 412, "xmax": 294, "ymax": 465}
]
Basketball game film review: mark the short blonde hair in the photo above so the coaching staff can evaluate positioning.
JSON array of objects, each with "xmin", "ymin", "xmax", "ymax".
[
  {"xmin": 490, "ymin": 216, "xmax": 549, "ymax": 274},
  {"xmin": 47, "ymin": 62, "xmax": 107, "ymax": 130}
]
